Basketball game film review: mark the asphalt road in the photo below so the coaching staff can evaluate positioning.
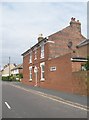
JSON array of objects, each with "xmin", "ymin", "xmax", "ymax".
[{"xmin": 2, "ymin": 82, "xmax": 87, "ymax": 118}]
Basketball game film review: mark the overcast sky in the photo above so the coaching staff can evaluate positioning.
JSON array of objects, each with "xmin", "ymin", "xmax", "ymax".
[{"xmin": 0, "ymin": 2, "xmax": 87, "ymax": 68}]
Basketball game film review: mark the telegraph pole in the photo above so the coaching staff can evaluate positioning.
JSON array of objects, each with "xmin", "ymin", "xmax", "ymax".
[{"xmin": 9, "ymin": 57, "xmax": 10, "ymax": 80}]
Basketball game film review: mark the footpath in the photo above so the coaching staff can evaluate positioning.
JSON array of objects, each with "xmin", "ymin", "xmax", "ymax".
[{"xmin": 11, "ymin": 82, "xmax": 89, "ymax": 109}]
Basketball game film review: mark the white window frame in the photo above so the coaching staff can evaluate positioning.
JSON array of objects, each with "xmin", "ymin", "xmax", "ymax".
[
  {"xmin": 29, "ymin": 52, "xmax": 32, "ymax": 63},
  {"xmin": 40, "ymin": 45, "xmax": 44, "ymax": 59},
  {"xmin": 29, "ymin": 66, "xmax": 32, "ymax": 81},
  {"xmin": 40, "ymin": 62, "xmax": 45, "ymax": 81}
]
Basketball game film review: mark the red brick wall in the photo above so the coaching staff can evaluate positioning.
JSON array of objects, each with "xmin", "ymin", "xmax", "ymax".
[
  {"xmin": 72, "ymin": 71, "xmax": 88, "ymax": 95},
  {"xmin": 76, "ymin": 44, "xmax": 89, "ymax": 58},
  {"xmin": 22, "ymin": 42, "xmax": 49, "ymax": 85},
  {"xmin": 72, "ymin": 62, "xmax": 82, "ymax": 72},
  {"xmin": 39, "ymin": 54, "xmax": 73, "ymax": 93},
  {"xmin": 22, "ymin": 54, "xmax": 30, "ymax": 83},
  {"xmin": 48, "ymin": 21, "xmax": 85, "ymax": 59},
  {"xmin": 22, "ymin": 53, "xmax": 73, "ymax": 93}
]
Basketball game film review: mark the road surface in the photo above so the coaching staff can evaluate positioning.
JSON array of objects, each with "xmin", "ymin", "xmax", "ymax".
[{"xmin": 2, "ymin": 82, "xmax": 87, "ymax": 118}]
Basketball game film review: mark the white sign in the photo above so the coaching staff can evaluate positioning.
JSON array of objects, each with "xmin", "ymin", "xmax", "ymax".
[{"xmin": 50, "ymin": 66, "xmax": 56, "ymax": 71}]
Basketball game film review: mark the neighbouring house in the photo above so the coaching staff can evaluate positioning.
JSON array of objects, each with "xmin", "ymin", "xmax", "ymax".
[
  {"xmin": 76, "ymin": 38, "xmax": 89, "ymax": 58},
  {"xmin": 11, "ymin": 64, "xmax": 23, "ymax": 81},
  {"xmin": 71, "ymin": 39, "xmax": 89, "ymax": 72},
  {"xmin": 1, "ymin": 64, "xmax": 16, "ymax": 77},
  {"xmin": 21, "ymin": 17, "xmax": 87, "ymax": 95},
  {"xmin": 11, "ymin": 64, "xmax": 23, "ymax": 75}
]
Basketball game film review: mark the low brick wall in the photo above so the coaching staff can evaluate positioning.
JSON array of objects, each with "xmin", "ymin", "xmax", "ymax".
[{"xmin": 72, "ymin": 71, "xmax": 89, "ymax": 95}]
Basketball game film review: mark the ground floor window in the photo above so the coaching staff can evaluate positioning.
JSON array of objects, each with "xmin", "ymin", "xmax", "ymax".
[
  {"xmin": 40, "ymin": 62, "xmax": 45, "ymax": 81},
  {"xmin": 29, "ymin": 66, "xmax": 32, "ymax": 81}
]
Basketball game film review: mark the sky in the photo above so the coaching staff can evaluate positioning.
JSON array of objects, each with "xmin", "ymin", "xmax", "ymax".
[{"xmin": 0, "ymin": 1, "xmax": 87, "ymax": 68}]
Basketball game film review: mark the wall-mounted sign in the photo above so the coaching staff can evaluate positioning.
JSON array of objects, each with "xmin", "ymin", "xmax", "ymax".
[{"xmin": 50, "ymin": 66, "xmax": 56, "ymax": 71}]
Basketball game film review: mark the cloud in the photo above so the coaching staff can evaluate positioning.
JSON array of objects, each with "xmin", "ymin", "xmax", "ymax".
[{"xmin": 1, "ymin": 2, "xmax": 87, "ymax": 67}]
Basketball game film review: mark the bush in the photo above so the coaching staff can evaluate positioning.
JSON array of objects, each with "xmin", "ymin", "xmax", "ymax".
[
  {"xmin": 2, "ymin": 74, "xmax": 23, "ymax": 82},
  {"xmin": 2, "ymin": 76, "xmax": 12, "ymax": 81},
  {"xmin": 83, "ymin": 56, "xmax": 89, "ymax": 71}
]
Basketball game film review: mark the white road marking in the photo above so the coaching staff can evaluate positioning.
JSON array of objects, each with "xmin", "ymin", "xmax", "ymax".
[
  {"xmin": 5, "ymin": 102, "xmax": 11, "ymax": 109},
  {"xmin": 8, "ymin": 83, "xmax": 88, "ymax": 111}
]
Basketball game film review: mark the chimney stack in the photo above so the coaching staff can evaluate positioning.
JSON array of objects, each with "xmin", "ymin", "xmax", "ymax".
[
  {"xmin": 70, "ymin": 17, "xmax": 81, "ymax": 33},
  {"xmin": 38, "ymin": 34, "xmax": 44, "ymax": 42}
]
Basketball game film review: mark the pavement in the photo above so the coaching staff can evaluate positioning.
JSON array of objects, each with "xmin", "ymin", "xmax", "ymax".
[{"xmin": 10, "ymin": 81, "xmax": 89, "ymax": 108}]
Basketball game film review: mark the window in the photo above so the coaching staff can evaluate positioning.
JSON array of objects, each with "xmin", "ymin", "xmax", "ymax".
[
  {"xmin": 40, "ymin": 62, "xmax": 45, "ymax": 80},
  {"xmin": 34, "ymin": 50, "xmax": 37, "ymax": 60},
  {"xmin": 29, "ymin": 66, "xmax": 32, "ymax": 81},
  {"xmin": 41, "ymin": 45, "xmax": 44, "ymax": 58},
  {"xmin": 29, "ymin": 52, "xmax": 32, "ymax": 63}
]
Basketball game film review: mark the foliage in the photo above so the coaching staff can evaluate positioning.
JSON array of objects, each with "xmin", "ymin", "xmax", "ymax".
[
  {"xmin": 83, "ymin": 56, "xmax": 89, "ymax": 71},
  {"xmin": 2, "ymin": 73, "xmax": 23, "ymax": 82}
]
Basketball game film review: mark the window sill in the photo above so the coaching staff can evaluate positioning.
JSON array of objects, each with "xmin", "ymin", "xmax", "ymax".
[
  {"xmin": 40, "ymin": 57, "xmax": 44, "ymax": 59},
  {"xmin": 29, "ymin": 79, "xmax": 32, "ymax": 82},
  {"xmin": 40, "ymin": 79, "xmax": 45, "ymax": 81}
]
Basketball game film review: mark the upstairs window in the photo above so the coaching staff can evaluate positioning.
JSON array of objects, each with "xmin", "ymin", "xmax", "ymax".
[
  {"xmin": 29, "ymin": 52, "xmax": 32, "ymax": 63},
  {"xmin": 41, "ymin": 45, "xmax": 44, "ymax": 58}
]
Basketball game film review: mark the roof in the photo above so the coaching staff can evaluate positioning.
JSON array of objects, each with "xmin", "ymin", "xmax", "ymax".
[
  {"xmin": 11, "ymin": 64, "xmax": 23, "ymax": 71},
  {"xmin": 21, "ymin": 37, "xmax": 48, "ymax": 56},
  {"xmin": 21, "ymin": 18, "xmax": 86, "ymax": 56},
  {"xmin": 76, "ymin": 39, "xmax": 89, "ymax": 48}
]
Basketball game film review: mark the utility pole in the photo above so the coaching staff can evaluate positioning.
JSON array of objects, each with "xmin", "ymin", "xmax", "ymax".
[{"xmin": 9, "ymin": 57, "xmax": 10, "ymax": 80}]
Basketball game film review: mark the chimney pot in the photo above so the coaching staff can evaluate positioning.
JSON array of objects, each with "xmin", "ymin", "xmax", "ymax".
[
  {"xmin": 70, "ymin": 17, "xmax": 81, "ymax": 33},
  {"xmin": 71, "ymin": 17, "xmax": 74, "ymax": 21},
  {"xmin": 77, "ymin": 20, "xmax": 79, "ymax": 22},
  {"xmin": 73, "ymin": 18, "xmax": 75, "ymax": 21},
  {"xmin": 38, "ymin": 34, "xmax": 44, "ymax": 42}
]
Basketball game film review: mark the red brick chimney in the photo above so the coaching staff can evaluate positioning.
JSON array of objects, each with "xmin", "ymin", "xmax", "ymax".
[
  {"xmin": 70, "ymin": 17, "xmax": 81, "ymax": 33},
  {"xmin": 38, "ymin": 34, "xmax": 44, "ymax": 42}
]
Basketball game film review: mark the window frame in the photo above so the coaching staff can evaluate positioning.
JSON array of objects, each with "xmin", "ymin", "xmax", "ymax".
[
  {"xmin": 40, "ymin": 45, "xmax": 44, "ymax": 59},
  {"xmin": 40, "ymin": 62, "xmax": 45, "ymax": 81},
  {"xmin": 29, "ymin": 66, "xmax": 32, "ymax": 81},
  {"xmin": 29, "ymin": 52, "xmax": 32, "ymax": 63}
]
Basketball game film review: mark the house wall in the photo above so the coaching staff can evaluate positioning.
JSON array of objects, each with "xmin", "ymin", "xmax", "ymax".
[
  {"xmin": 72, "ymin": 62, "xmax": 83, "ymax": 72},
  {"xmin": 76, "ymin": 44, "xmax": 89, "ymax": 58},
  {"xmin": 2, "ymin": 64, "xmax": 16, "ymax": 77},
  {"xmin": 48, "ymin": 19, "xmax": 85, "ymax": 59},
  {"xmin": 22, "ymin": 53, "xmax": 89, "ymax": 95},
  {"xmin": 22, "ymin": 42, "xmax": 49, "ymax": 85},
  {"xmin": 39, "ymin": 54, "xmax": 73, "ymax": 93},
  {"xmin": 22, "ymin": 54, "xmax": 74, "ymax": 93}
]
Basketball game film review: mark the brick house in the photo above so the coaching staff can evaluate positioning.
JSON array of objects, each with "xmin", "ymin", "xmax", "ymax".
[{"xmin": 21, "ymin": 18, "xmax": 86, "ymax": 93}]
